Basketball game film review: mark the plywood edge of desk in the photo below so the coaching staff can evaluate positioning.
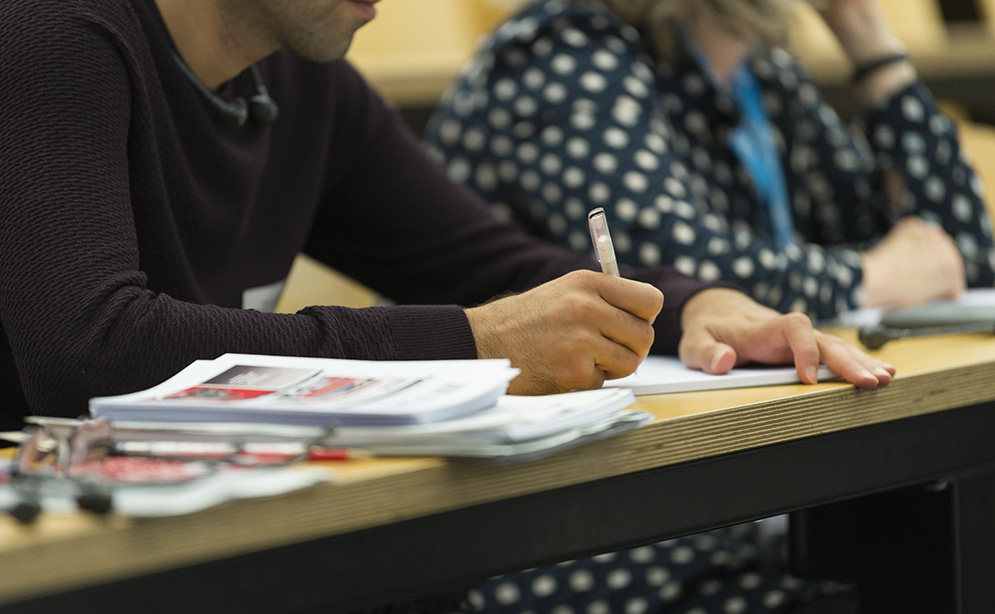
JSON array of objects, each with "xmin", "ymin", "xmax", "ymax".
[{"xmin": 2, "ymin": 338, "xmax": 994, "ymax": 604}]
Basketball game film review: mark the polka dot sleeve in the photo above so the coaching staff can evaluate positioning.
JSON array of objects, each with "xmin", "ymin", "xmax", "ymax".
[
  {"xmin": 857, "ymin": 81, "xmax": 995, "ymax": 285},
  {"xmin": 426, "ymin": 5, "xmax": 873, "ymax": 319}
]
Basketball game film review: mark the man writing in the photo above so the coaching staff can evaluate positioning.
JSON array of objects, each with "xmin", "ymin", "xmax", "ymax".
[{"xmin": 0, "ymin": 0, "xmax": 893, "ymax": 431}]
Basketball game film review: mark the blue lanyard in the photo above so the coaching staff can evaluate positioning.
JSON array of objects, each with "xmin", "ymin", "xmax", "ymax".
[
  {"xmin": 675, "ymin": 22, "xmax": 795, "ymax": 246},
  {"xmin": 728, "ymin": 66, "xmax": 795, "ymax": 246}
]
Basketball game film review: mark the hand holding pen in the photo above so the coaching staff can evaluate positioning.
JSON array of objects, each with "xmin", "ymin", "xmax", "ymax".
[
  {"xmin": 589, "ymin": 208, "xmax": 641, "ymax": 375},
  {"xmin": 463, "ymin": 208, "xmax": 661, "ymax": 395}
]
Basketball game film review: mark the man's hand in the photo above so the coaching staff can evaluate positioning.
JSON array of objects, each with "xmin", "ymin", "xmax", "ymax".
[
  {"xmin": 679, "ymin": 288, "xmax": 896, "ymax": 390},
  {"xmin": 861, "ymin": 216, "xmax": 965, "ymax": 310},
  {"xmin": 466, "ymin": 270, "xmax": 663, "ymax": 395}
]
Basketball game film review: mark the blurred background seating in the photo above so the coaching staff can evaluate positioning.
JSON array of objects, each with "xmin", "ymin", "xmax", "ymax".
[
  {"xmin": 278, "ymin": 0, "xmax": 995, "ymax": 313},
  {"xmin": 345, "ymin": 0, "xmax": 995, "ymax": 123}
]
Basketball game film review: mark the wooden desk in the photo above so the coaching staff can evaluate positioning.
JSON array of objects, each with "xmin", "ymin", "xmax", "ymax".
[{"xmin": 3, "ymin": 332, "xmax": 995, "ymax": 613}]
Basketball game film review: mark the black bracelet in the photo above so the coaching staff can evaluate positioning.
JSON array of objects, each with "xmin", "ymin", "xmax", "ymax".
[{"xmin": 851, "ymin": 51, "xmax": 910, "ymax": 84}]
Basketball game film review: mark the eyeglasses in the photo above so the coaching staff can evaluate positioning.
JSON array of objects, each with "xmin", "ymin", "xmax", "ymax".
[
  {"xmin": 6, "ymin": 418, "xmax": 114, "ymax": 522},
  {"xmin": 16, "ymin": 416, "xmax": 115, "ymax": 477},
  {"xmin": 5, "ymin": 417, "xmax": 340, "ymax": 523}
]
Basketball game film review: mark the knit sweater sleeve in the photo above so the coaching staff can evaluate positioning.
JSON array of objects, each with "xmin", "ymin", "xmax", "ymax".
[
  {"xmin": 0, "ymin": 8, "xmax": 476, "ymax": 417},
  {"xmin": 0, "ymin": 7, "xmax": 710, "ymax": 419},
  {"xmin": 1, "ymin": 8, "xmax": 149, "ymax": 416}
]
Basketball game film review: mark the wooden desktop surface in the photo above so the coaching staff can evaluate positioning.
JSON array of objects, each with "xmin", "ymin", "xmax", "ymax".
[{"xmin": 2, "ymin": 330, "xmax": 995, "ymax": 606}]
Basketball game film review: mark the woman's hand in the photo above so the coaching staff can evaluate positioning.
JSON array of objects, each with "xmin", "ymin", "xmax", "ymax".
[
  {"xmin": 860, "ymin": 217, "xmax": 965, "ymax": 310},
  {"xmin": 679, "ymin": 288, "xmax": 895, "ymax": 390}
]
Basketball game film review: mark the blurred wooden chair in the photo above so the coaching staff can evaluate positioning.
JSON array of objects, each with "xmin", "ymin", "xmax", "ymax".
[
  {"xmin": 976, "ymin": 0, "xmax": 995, "ymax": 35},
  {"xmin": 275, "ymin": 255, "xmax": 380, "ymax": 313},
  {"xmin": 789, "ymin": 0, "xmax": 947, "ymax": 80},
  {"xmin": 347, "ymin": 0, "xmax": 513, "ymax": 105}
]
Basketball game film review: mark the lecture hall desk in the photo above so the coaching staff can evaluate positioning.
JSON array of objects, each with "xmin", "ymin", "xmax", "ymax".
[{"xmin": 2, "ymin": 330, "xmax": 995, "ymax": 613}]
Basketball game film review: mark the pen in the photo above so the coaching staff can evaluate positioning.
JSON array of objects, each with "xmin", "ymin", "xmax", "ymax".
[
  {"xmin": 588, "ymin": 207, "xmax": 620, "ymax": 277},
  {"xmin": 589, "ymin": 207, "xmax": 642, "ymax": 376}
]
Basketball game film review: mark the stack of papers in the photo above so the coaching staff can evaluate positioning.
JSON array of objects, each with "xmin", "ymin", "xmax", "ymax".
[
  {"xmin": 332, "ymin": 388, "xmax": 644, "ymax": 458},
  {"xmin": 91, "ymin": 354, "xmax": 520, "ymax": 427},
  {"xmin": 89, "ymin": 354, "xmax": 648, "ymax": 460}
]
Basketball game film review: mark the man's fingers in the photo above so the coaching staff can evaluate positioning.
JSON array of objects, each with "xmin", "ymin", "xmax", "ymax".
[
  {"xmin": 506, "ymin": 367, "xmax": 606, "ymax": 396},
  {"xmin": 594, "ymin": 272, "xmax": 664, "ymax": 324},
  {"xmin": 599, "ymin": 308, "xmax": 656, "ymax": 363},
  {"xmin": 596, "ymin": 339, "xmax": 645, "ymax": 381},
  {"xmin": 555, "ymin": 274, "xmax": 657, "ymax": 368}
]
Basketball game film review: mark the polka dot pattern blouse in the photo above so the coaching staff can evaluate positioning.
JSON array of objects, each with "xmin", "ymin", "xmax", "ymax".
[
  {"xmin": 465, "ymin": 523, "xmax": 847, "ymax": 614},
  {"xmin": 425, "ymin": 0, "xmax": 995, "ymax": 320}
]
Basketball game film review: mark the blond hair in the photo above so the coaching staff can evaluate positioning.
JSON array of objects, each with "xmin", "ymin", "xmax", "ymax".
[{"xmin": 564, "ymin": 0, "xmax": 798, "ymax": 63}]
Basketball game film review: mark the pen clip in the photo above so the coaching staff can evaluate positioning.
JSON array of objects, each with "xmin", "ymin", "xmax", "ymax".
[{"xmin": 588, "ymin": 207, "xmax": 620, "ymax": 277}]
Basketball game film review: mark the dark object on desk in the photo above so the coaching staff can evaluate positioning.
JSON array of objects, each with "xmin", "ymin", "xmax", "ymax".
[
  {"xmin": 858, "ymin": 302, "xmax": 995, "ymax": 349},
  {"xmin": 76, "ymin": 489, "xmax": 114, "ymax": 515},
  {"xmin": 858, "ymin": 320, "xmax": 995, "ymax": 350},
  {"xmin": 8, "ymin": 500, "xmax": 42, "ymax": 525}
]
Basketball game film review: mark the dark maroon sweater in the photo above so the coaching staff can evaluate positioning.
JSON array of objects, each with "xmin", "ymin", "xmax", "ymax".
[{"xmin": 0, "ymin": 0, "xmax": 708, "ymax": 426}]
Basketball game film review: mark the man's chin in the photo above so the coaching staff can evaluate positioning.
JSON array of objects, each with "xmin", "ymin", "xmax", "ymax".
[{"xmin": 292, "ymin": 33, "xmax": 356, "ymax": 64}]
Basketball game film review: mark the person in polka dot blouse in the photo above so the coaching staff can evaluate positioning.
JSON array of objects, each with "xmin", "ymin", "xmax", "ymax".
[
  {"xmin": 422, "ymin": 1, "xmax": 942, "ymax": 612},
  {"xmin": 425, "ymin": 0, "xmax": 995, "ymax": 321}
]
